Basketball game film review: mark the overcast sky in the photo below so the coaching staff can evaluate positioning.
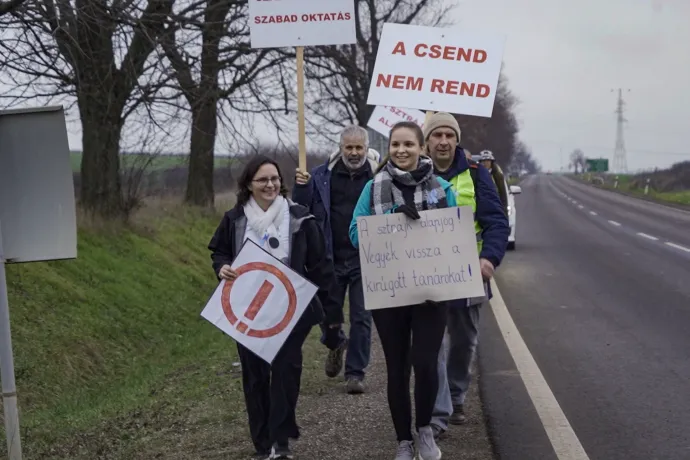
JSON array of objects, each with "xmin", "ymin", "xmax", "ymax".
[
  {"xmin": 13, "ymin": 0, "xmax": 690, "ymax": 173},
  {"xmin": 457, "ymin": 0, "xmax": 690, "ymax": 172}
]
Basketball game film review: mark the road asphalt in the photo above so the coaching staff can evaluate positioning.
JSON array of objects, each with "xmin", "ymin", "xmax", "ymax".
[{"xmin": 482, "ymin": 174, "xmax": 690, "ymax": 460}]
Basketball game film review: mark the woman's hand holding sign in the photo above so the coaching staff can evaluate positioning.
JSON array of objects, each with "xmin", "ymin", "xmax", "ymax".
[{"xmin": 219, "ymin": 264, "xmax": 238, "ymax": 281}]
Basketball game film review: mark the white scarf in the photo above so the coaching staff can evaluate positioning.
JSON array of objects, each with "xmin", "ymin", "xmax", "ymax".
[{"xmin": 243, "ymin": 196, "xmax": 290, "ymax": 262}]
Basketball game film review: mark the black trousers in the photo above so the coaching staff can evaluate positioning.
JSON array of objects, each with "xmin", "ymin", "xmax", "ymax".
[
  {"xmin": 237, "ymin": 323, "xmax": 312, "ymax": 453},
  {"xmin": 372, "ymin": 302, "xmax": 448, "ymax": 442}
]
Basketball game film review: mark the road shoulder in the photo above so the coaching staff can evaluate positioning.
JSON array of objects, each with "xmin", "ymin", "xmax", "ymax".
[{"xmin": 479, "ymin": 298, "xmax": 558, "ymax": 460}]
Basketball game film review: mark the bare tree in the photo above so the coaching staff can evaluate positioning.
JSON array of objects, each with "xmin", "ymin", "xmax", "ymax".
[
  {"xmin": 158, "ymin": 0, "xmax": 288, "ymax": 207},
  {"xmin": 570, "ymin": 148, "xmax": 587, "ymax": 173},
  {"xmin": 0, "ymin": 0, "xmax": 174, "ymax": 218},
  {"xmin": 455, "ymin": 71, "xmax": 520, "ymax": 166},
  {"xmin": 510, "ymin": 140, "xmax": 540, "ymax": 175},
  {"xmin": 303, "ymin": 0, "xmax": 453, "ymax": 133}
]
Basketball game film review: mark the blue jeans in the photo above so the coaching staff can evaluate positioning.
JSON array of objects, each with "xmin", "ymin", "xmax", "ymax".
[
  {"xmin": 320, "ymin": 257, "xmax": 372, "ymax": 380},
  {"xmin": 431, "ymin": 304, "xmax": 480, "ymax": 431}
]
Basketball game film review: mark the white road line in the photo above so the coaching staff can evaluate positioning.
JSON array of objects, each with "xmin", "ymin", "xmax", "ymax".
[
  {"xmin": 490, "ymin": 280, "xmax": 590, "ymax": 460},
  {"xmin": 637, "ymin": 233, "xmax": 659, "ymax": 241},
  {"xmin": 665, "ymin": 242, "xmax": 690, "ymax": 253},
  {"xmin": 608, "ymin": 220, "xmax": 621, "ymax": 227},
  {"xmin": 577, "ymin": 205, "xmax": 584, "ymax": 209},
  {"xmin": 589, "ymin": 211, "xmax": 597, "ymax": 216}
]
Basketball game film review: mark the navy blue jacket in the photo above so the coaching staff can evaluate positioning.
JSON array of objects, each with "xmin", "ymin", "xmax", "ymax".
[
  {"xmin": 291, "ymin": 150, "xmax": 380, "ymax": 259},
  {"xmin": 434, "ymin": 147, "xmax": 510, "ymax": 303}
]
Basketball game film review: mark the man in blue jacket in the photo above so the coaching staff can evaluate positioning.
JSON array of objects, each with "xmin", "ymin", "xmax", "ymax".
[
  {"xmin": 292, "ymin": 125, "xmax": 379, "ymax": 395},
  {"xmin": 422, "ymin": 112, "xmax": 510, "ymax": 438}
]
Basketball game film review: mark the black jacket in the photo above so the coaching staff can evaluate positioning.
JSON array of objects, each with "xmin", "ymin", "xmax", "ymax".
[{"xmin": 208, "ymin": 201, "xmax": 344, "ymax": 327}]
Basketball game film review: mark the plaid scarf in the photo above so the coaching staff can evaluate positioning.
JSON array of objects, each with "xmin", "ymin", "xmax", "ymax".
[{"xmin": 370, "ymin": 156, "xmax": 448, "ymax": 215}]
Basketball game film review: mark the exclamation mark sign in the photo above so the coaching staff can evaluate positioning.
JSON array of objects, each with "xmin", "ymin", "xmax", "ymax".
[
  {"xmin": 468, "ymin": 263, "xmax": 472, "ymax": 278},
  {"xmin": 236, "ymin": 279, "xmax": 274, "ymax": 333}
]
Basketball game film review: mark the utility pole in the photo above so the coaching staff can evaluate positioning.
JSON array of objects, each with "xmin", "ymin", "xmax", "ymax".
[{"xmin": 612, "ymin": 88, "xmax": 630, "ymax": 173}]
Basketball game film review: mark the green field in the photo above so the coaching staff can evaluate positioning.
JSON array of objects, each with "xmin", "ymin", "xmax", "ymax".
[{"xmin": 69, "ymin": 152, "xmax": 234, "ymax": 173}]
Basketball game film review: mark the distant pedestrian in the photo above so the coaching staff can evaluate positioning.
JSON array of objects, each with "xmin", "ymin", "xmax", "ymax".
[
  {"xmin": 476, "ymin": 150, "xmax": 509, "ymax": 216},
  {"xmin": 349, "ymin": 121, "xmax": 458, "ymax": 460},
  {"xmin": 293, "ymin": 126, "xmax": 378, "ymax": 394},
  {"xmin": 208, "ymin": 155, "xmax": 343, "ymax": 460}
]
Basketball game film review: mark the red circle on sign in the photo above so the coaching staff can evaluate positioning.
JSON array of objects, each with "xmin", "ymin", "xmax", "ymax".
[{"xmin": 221, "ymin": 262, "xmax": 297, "ymax": 338}]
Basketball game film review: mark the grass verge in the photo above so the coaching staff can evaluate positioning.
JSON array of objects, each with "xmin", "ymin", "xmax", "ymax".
[
  {"xmin": 569, "ymin": 174, "xmax": 690, "ymax": 207},
  {"xmin": 1, "ymin": 202, "xmax": 260, "ymax": 458}
]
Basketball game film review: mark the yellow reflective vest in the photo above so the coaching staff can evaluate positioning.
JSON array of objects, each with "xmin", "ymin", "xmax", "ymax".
[{"xmin": 448, "ymin": 168, "xmax": 483, "ymax": 253}]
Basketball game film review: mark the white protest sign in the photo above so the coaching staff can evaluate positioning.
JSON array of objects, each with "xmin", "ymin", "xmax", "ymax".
[
  {"xmin": 201, "ymin": 240, "xmax": 318, "ymax": 363},
  {"xmin": 356, "ymin": 206, "xmax": 485, "ymax": 310},
  {"xmin": 368, "ymin": 105, "xmax": 426, "ymax": 138},
  {"xmin": 366, "ymin": 23, "xmax": 506, "ymax": 118},
  {"xmin": 248, "ymin": 0, "xmax": 356, "ymax": 49}
]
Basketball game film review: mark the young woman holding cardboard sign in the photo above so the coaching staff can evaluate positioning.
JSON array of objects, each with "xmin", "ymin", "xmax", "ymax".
[
  {"xmin": 349, "ymin": 122, "xmax": 457, "ymax": 460},
  {"xmin": 208, "ymin": 155, "xmax": 343, "ymax": 460}
]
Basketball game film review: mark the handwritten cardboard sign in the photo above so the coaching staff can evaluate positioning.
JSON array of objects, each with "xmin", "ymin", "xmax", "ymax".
[
  {"xmin": 201, "ymin": 240, "xmax": 318, "ymax": 363},
  {"xmin": 368, "ymin": 105, "xmax": 426, "ymax": 138},
  {"xmin": 248, "ymin": 0, "xmax": 356, "ymax": 49},
  {"xmin": 356, "ymin": 206, "xmax": 485, "ymax": 310},
  {"xmin": 366, "ymin": 23, "xmax": 505, "ymax": 117}
]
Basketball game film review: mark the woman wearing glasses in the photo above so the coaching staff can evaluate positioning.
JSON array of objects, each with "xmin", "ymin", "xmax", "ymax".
[{"xmin": 208, "ymin": 155, "xmax": 343, "ymax": 459}]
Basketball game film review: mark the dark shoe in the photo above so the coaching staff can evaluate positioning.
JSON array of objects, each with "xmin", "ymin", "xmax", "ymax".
[
  {"xmin": 325, "ymin": 339, "xmax": 348, "ymax": 378},
  {"xmin": 346, "ymin": 377, "xmax": 365, "ymax": 394},
  {"xmin": 449, "ymin": 404, "xmax": 466, "ymax": 425}
]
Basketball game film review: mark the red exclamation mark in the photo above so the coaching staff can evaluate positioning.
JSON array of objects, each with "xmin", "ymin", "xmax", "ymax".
[{"xmin": 236, "ymin": 279, "xmax": 274, "ymax": 333}]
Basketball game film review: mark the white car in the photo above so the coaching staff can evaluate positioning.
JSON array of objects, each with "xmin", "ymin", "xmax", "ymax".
[{"xmin": 506, "ymin": 182, "xmax": 522, "ymax": 250}]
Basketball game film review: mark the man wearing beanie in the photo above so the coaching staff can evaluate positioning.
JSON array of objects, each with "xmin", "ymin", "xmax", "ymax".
[{"xmin": 423, "ymin": 112, "xmax": 510, "ymax": 439}]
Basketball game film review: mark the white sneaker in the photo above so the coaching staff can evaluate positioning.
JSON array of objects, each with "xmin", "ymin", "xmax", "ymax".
[
  {"xmin": 394, "ymin": 440, "xmax": 415, "ymax": 460},
  {"xmin": 417, "ymin": 426, "xmax": 442, "ymax": 460}
]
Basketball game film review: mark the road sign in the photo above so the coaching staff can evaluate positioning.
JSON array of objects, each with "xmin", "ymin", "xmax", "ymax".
[
  {"xmin": 586, "ymin": 158, "xmax": 609, "ymax": 173},
  {"xmin": 201, "ymin": 240, "xmax": 318, "ymax": 363},
  {"xmin": 0, "ymin": 105, "xmax": 77, "ymax": 460}
]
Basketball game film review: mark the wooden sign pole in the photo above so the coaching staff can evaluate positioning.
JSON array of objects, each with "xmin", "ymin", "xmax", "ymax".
[
  {"xmin": 296, "ymin": 46, "xmax": 307, "ymax": 171},
  {"xmin": 424, "ymin": 110, "xmax": 435, "ymax": 127}
]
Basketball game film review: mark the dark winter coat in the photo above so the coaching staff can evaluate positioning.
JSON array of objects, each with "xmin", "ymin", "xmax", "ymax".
[{"xmin": 208, "ymin": 201, "xmax": 344, "ymax": 327}]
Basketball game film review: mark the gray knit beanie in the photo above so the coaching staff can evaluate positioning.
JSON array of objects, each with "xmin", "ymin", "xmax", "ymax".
[{"xmin": 423, "ymin": 112, "xmax": 461, "ymax": 142}]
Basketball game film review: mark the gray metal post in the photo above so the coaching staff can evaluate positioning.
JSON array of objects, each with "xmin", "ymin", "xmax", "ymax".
[{"xmin": 0, "ymin": 224, "xmax": 23, "ymax": 460}]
